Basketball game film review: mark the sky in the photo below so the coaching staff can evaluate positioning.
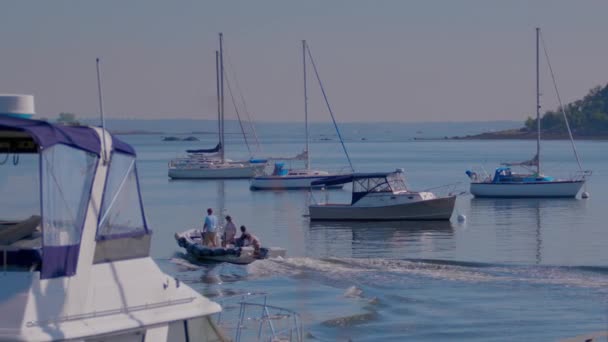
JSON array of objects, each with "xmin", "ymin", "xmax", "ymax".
[{"xmin": 1, "ymin": 0, "xmax": 607, "ymax": 123}]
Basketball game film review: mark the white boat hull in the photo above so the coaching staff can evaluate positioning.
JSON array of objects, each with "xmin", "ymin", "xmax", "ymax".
[
  {"xmin": 470, "ymin": 180, "xmax": 584, "ymax": 198},
  {"xmin": 250, "ymin": 175, "xmax": 344, "ymax": 190},
  {"xmin": 169, "ymin": 164, "xmax": 263, "ymax": 179},
  {"xmin": 309, "ymin": 196, "xmax": 456, "ymax": 221}
]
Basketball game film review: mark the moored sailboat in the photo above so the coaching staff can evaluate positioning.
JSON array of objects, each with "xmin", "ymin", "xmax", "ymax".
[
  {"xmin": 168, "ymin": 33, "xmax": 266, "ymax": 179},
  {"xmin": 250, "ymin": 40, "xmax": 352, "ymax": 190},
  {"xmin": 467, "ymin": 28, "xmax": 591, "ymax": 198}
]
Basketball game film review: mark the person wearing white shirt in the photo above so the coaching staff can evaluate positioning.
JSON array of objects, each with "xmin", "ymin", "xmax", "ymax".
[{"xmin": 222, "ymin": 215, "xmax": 237, "ymax": 246}]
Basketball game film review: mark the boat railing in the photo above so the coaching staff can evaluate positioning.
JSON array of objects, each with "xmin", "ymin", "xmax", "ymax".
[
  {"xmin": 214, "ymin": 294, "xmax": 303, "ymax": 342},
  {"xmin": 572, "ymin": 169, "xmax": 592, "ymax": 181},
  {"xmin": 335, "ymin": 166, "xmax": 353, "ymax": 174},
  {"xmin": 468, "ymin": 166, "xmax": 492, "ymax": 183},
  {"xmin": 420, "ymin": 182, "xmax": 466, "ymax": 197},
  {"xmin": 308, "ymin": 188, "xmax": 332, "ymax": 205}
]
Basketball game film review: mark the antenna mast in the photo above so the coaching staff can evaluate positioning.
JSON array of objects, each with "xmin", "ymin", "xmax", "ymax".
[{"xmin": 95, "ymin": 58, "xmax": 108, "ymax": 165}]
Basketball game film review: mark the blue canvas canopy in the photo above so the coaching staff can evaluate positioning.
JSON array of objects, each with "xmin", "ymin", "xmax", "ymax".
[
  {"xmin": 186, "ymin": 142, "xmax": 221, "ymax": 154},
  {"xmin": 311, "ymin": 172, "xmax": 391, "ymax": 187},
  {"xmin": 0, "ymin": 115, "xmax": 142, "ymax": 279},
  {"xmin": 0, "ymin": 115, "xmax": 135, "ymax": 156}
]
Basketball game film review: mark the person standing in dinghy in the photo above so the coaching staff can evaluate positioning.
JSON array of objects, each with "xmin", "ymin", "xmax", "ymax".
[
  {"xmin": 222, "ymin": 215, "xmax": 237, "ymax": 247},
  {"xmin": 203, "ymin": 208, "xmax": 218, "ymax": 247}
]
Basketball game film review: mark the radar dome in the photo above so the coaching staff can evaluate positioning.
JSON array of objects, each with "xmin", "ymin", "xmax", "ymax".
[{"xmin": 0, "ymin": 94, "xmax": 35, "ymax": 119}]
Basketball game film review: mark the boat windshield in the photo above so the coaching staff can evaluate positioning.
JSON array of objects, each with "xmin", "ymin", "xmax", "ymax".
[
  {"xmin": 387, "ymin": 173, "xmax": 408, "ymax": 192},
  {"xmin": 353, "ymin": 177, "xmax": 392, "ymax": 193}
]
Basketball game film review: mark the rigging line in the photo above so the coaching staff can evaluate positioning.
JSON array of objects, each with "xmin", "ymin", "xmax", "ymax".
[
  {"xmin": 224, "ymin": 52, "xmax": 263, "ymax": 153},
  {"xmin": 305, "ymin": 42, "xmax": 355, "ymax": 172},
  {"xmin": 99, "ymin": 159, "xmax": 135, "ymax": 228},
  {"xmin": 539, "ymin": 32, "xmax": 584, "ymax": 172},
  {"xmin": 224, "ymin": 65, "xmax": 253, "ymax": 156}
]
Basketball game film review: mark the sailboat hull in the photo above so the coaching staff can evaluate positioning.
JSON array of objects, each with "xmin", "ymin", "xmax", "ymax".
[
  {"xmin": 250, "ymin": 175, "xmax": 344, "ymax": 190},
  {"xmin": 470, "ymin": 180, "xmax": 584, "ymax": 198},
  {"xmin": 169, "ymin": 164, "xmax": 264, "ymax": 179}
]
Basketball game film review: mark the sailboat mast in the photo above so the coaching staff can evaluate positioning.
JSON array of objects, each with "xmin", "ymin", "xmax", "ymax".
[
  {"xmin": 536, "ymin": 27, "xmax": 541, "ymax": 175},
  {"xmin": 219, "ymin": 33, "xmax": 225, "ymax": 163},
  {"xmin": 216, "ymin": 50, "xmax": 221, "ymax": 154},
  {"xmin": 303, "ymin": 40, "xmax": 310, "ymax": 170}
]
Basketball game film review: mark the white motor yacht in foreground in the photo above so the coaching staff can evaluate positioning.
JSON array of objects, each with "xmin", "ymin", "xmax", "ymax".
[
  {"xmin": 0, "ymin": 112, "xmax": 226, "ymax": 341},
  {"xmin": 309, "ymin": 170, "xmax": 457, "ymax": 221}
]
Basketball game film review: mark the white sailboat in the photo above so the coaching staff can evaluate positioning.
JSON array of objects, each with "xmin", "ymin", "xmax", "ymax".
[
  {"xmin": 250, "ymin": 40, "xmax": 352, "ymax": 190},
  {"xmin": 168, "ymin": 33, "xmax": 266, "ymax": 179},
  {"xmin": 467, "ymin": 28, "xmax": 590, "ymax": 198}
]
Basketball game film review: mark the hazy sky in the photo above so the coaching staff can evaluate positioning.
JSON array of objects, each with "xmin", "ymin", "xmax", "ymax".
[{"xmin": 1, "ymin": 1, "xmax": 607, "ymax": 122}]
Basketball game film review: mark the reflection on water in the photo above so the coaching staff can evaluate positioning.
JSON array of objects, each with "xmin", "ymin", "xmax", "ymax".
[
  {"xmin": 308, "ymin": 220, "xmax": 455, "ymax": 259},
  {"xmin": 468, "ymin": 197, "xmax": 587, "ymax": 265}
]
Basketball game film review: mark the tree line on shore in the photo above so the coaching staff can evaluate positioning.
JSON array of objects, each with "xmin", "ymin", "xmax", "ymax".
[{"xmin": 525, "ymin": 83, "xmax": 608, "ymax": 136}]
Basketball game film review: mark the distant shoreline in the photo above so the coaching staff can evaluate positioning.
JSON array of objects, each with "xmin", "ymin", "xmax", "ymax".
[
  {"xmin": 451, "ymin": 128, "xmax": 608, "ymax": 141},
  {"xmin": 111, "ymin": 130, "xmax": 218, "ymax": 135}
]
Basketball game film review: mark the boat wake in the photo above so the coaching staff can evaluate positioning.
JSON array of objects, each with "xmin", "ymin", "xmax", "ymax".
[{"xmin": 247, "ymin": 257, "xmax": 608, "ymax": 290}]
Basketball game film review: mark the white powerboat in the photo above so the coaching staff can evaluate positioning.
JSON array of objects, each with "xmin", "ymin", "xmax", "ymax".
[
  {"xmin": 250, "ymin": 40, "xmax": 352, "ymax": 190},
  {"xmin": 169, "ymin": 33, "xmax": 266, "ymax": 179},
  {"xmin": 309, "ymin": 170, "xmax": 457, "ymax": 221},
  {"xmin": 175, "ymin": 229, "xmax": 286, "ymax": 265},
  {"xmin": 466, "ymin": 28, "xmax": 591, "ymax": 198},
  {"xmin": 0, "ymin": 112, "xmax": 226, "ymax": 341}
]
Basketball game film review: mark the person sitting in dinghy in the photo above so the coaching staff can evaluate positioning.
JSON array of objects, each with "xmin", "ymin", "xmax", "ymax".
[
  {"xmin": 236, "ymin": 225, "xmax": 261, "ymax": 253},
  {"xmin": 222, "ymin": 215, "xmax": 237, "ymax": 247}
]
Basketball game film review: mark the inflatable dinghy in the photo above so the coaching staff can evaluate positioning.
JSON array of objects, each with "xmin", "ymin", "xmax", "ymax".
[{"xmin": 175, "ymin": 229, "xmax": 286, "ymax": 265}]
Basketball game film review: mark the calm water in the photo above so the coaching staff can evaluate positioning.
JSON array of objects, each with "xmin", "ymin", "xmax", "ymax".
[
  {"xmin": 2, "ymin": 129, "xmax": 607, "ymax": 341},
  {"xmin": 133, "ymin": 132, "xmax": 608, "ymax": 341}
]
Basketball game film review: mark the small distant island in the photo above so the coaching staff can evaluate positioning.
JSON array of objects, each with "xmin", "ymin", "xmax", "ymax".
[{"xmin": 455, "ymin": 83, "xmax": 608, "ymax": 140}]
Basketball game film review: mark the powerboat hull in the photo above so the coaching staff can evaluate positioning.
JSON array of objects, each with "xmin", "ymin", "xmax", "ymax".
[
  {"xmin": 470, "ymin": 180, "xmax": 584, "ymax": 198},
  {"xmin": 250, "ymin": 175, "xmax": 344, "ymax": 190},
  {"xmin": 175, "ymin": 229, "xmax": 286, "ymax": 265},
  {"xmin": 169, "ymin": 164, "xmax": 264, "ymax": 179},
  {"xmin": 309, "ymin": 195, "xmax": 456, "ymax": 221}
]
